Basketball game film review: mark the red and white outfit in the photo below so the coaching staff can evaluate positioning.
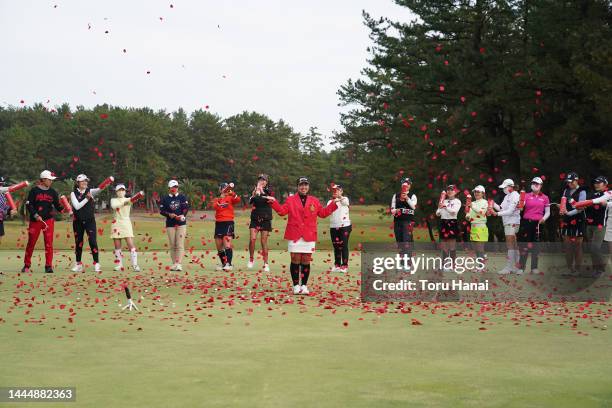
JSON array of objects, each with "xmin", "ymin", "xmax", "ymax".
[{"xmin": 271, "ymin": 194, "xmax": 337, "ymax": 253}]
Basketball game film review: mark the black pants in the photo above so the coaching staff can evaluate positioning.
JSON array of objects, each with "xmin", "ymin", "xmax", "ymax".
[
  {"xmin": 394, "ymin": 220, "xmax": 414, "ymax": 256},
  {"xmin": 518, "ymin": 219, "xmax": 540, "ymax": 269},
  {"xmin": 73, "ymin": 219, "xmax": 99, "ymax": 263},
  {"xmin": 330, "ymin": 225, "xmax": 352, "ymax": 266}
]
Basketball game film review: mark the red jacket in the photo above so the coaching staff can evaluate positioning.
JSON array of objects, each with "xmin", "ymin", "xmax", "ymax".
[
  {"xmin": 271, "ymin": 194, "xmax": 337, "ymax": 242},
  {"xmin": 213, "ymin": 194, "xmax": 241, "ymax": 221}
]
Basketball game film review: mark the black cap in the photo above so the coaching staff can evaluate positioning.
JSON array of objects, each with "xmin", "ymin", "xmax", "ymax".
[
  {"xmin": 257, "ymin": 174, "xmax": 269, "ymax": 182},
  {"xmin": 0, "ymin": 176, "xmax": 5, "ymax": 185},
  {"xmin": 400, "ymin": 177, "xmax": 412, "ymax": 184},
  {"xmin": 593, "ymin": 176, "xmax": 608, "ymax": 185},
  {"xmin": 219, "ymin": 182, "xmax": 233, "ymax": 192},
  {"xmin": 297, "ymin": 177, "xmax": 309, "ymax": 185},
  {"xmin": 332, "ymin": 183, "xmax": 343, "ymax": 190},
  {"xmin": 446, "ymin": 184, "xmax": 457, "ymax": 191},
  {"xmin": 565, "ymin": 172, "xmax": 579, "ymax": 182}
]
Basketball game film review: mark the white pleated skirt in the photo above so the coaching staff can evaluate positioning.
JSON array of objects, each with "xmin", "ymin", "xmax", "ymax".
[{"xmin": 287, "ymin": 238, "xmax": 315, "ymax": 253}]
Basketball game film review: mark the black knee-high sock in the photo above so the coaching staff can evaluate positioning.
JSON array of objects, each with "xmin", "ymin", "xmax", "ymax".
[
  {"xmin": 300, "ymin": 264, "xmax": 310, "ymax": 285},
  {"xmin": 226, "ymin": 248, "xmax": 233, "ymax": 265},
  {"xmin": 290, "ymin": 263, "xmax": 300, "ymax": 285},
  {"xmin": 218, "ymin": 250, "xmax": 227, "ymax": 265}
]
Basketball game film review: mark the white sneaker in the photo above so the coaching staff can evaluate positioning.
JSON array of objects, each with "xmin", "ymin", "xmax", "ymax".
[
  {"xmin": 515, "ymin": 269, "xmax": 524, "ymax": 275},
  {"xmin": 222, "ymin": 264, "xmax": 232, "ymax": 271},
  {"xmin": 215, "ymin": 265, "xmax": 223, "ymax": 271},
  {"xmin": 71, "ymin": 263, "xmax": 84, "ymax": 273},
  {"xmin": 169, "ymin": 264, "xmax": 177, "ymax": 271},
  {"xmin": 132, "ymin": 265, "xmax": 141, "ymax": 272},
  {"xmin": 293, "ymin": 285, "xmax": 302, "ymax": 295},
  {"xmin": 498, "ymin": 266, "xmax": 513, "ymax": 275},
  {"xmin": 175, "ymin": 264, "xmax": 183, "ymax": 271},
  {"xmin": 247, "ymin": 261, "xmax": 254, "ymax": 269},
  {"xmin": 263, "ymin": 263, "xmax": 270, "ymax": 272},
  {"xmin": 114, "ymin": 264, "xmax": 124, "ymax": 271},
  {"xmin": 330, "ymin": 266, "xmax": 339, "ymax": 272},
  {"xmin": 94, "ymin": 263, "xmax": 102, "ymax": 273},
  {"xmin": 530, "ymin": 268, "xmax": 540, "ymax": 274},
  {"xmin": 300, "ymin": 285, "xmax": 309, "ymax": 295}
]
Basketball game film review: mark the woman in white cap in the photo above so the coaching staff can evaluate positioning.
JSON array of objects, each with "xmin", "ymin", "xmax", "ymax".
[
  {"xmin": 327, "ymin": 183, "xmax": 351, "ymax": 272},
  {"xmin": 465, "ymin": 185, "xmax": 488, "ymax": 269},
  {"xmin": 110, "ymin": 184, "xmax": 141, "ymax": 271},
  {"xmin": 491, "ymin": 178, "xmax": 521, "ymax": 274},
  {"xmin": 516, "ymin": 177, "xmax": 550, "ymax": 274},
  {"xmin": 159, "ymin": 179, "xmax": 189, "ymax": 271},
  {"xmin": 70, "ymin": 174, "xmax": 110, "ymax": 273},
  {"xmin": 436, "ymin": 185, "xmax": 461, "ymax": 272},
  {"xmin": 23, "ymin": 170, "xmax": 64, "ymax": 273}
]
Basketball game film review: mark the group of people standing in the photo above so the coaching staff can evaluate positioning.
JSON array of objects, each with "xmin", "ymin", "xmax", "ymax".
[
  {"xmin": 1, "ymin": 169, "xmax": 610, "ymax": 291},
  {"xmin": 0, "ymin": 172, "xmax": 353, "ymax": 295},
  {"xmin": 390, "ymin": 173, "xmax": 611, "ymax": 276}
]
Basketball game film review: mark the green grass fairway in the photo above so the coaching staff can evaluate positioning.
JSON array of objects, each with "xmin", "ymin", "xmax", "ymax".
[{"xmin": 1, "ymin": 206, "xmax": 611, "ymax": 407}]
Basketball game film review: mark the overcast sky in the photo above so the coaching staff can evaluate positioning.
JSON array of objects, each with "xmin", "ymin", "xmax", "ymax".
[{"xmin": 0, "ymin": 0, "xmax": 415, "ymax": 144}]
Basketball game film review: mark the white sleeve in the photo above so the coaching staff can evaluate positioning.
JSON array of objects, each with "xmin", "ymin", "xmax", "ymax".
[
  {"xmin": 90, "ymin": 188, "xmax": 102, "ymax": 197},
  {"xmin": 340, "ymin": 197, "xmax": 349, "ymax": 206},
  {"xmin": 391, "ymin": 194, "xmax": 397, "ymax": 211},
  {"xmin": 0, "ymin": 187, "xmax": 8, "ymax": 193},
  {"xmin": 71, "ymin": 192, "xmax": 89, "ymax": 211},
  {"xmin": 435, "ymin": 208, "xmax": 442, "ymax": 217},
  {"xmin": 542, "ymin": 206, "xmax": 550, "ymax": 221},
  {"xmin": 407, "ymin": 194, "xmax": 417, "ymax": 209},
  {"xmin": 592, "ymin": 192, "xmax": 612, "ymax": 205},
  {"xmin": 492, "ymin": 202, "xmax": 501, "ymax": 211},
  {"xmin": 497, "ymin": 195, "xmax": 518, "ymax": 216}
]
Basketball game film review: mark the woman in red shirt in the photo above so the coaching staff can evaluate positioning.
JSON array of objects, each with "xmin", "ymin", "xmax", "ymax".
[
  {"xmin": 267, "ymin": 177, "xmax": 337, "ymax": 295},
  {"xmin": 213, "ymin": 182, "xmax": 241, "ymax": 271}
]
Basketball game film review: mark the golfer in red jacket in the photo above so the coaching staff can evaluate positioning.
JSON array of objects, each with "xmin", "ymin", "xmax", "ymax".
[{"xmin": 267, "ymin": 177, "xmax": 338, "ymax": 295}]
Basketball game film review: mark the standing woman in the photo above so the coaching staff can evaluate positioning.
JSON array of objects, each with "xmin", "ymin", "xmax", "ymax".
[
  {"xmin": 70, "ymin": 174, "xmax": 109, "ymax": 273},
  {"xmin": 266, "ymin": 177, "xmax": 337, "ymax": 295},
  {"xmin": 585, "ymin": 176, "xmax": 608, "ymax": 275},
  {"xmin": 436, "ymin": 185, "xmax": 461, "ymax": 273},
  {"xmin": 159, "ymin": 180, "xmax": 189, "ymax": 271},
  {"xmin": 517, "ymin": 177, "xmax": 550, "ymax": 274},
  {"xmin": 491, "ymin": 179, "xmax": 521, "ymax": 274},
  {"xmin": 0, "ymin": 177, "xmax": 16, "ymax": 246},
  {"xmin": 465, "ymin": 185, "xmax": 489, "ymax": 269},
  {"xmin": 110, "ymin": 184, "xmax": 141, "ymax": 272},
  {"xmin": 23, "ymin": 170, "xmax": 64, "ymax": 273},
  {"xmin": 248, "ymin": 174, "xmax": 273, "ymax": 272},
  {"xmin": 559, "ymin": 172, "xmax": 587, "ymax": 274},
  {"xmin": 327, "ymin": 184, "xmax": 351, "ymax": 272},
  {"xmin": 390, "ymin": 177, "xmax": 417, "ymax": 266},
  {"xmin": 213, "ymin": 182, "xmax": 241, "ymax": 271}
]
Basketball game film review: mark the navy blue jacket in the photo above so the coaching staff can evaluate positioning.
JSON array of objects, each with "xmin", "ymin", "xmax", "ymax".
[{"xmin": 160, "ymin": 193, "xmax": 189, "ymax": 227}]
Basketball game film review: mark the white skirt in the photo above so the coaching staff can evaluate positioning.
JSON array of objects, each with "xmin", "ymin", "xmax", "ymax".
[{"xmin": 288, "ymin": 238, "xmax": 315, "ymax": 253}]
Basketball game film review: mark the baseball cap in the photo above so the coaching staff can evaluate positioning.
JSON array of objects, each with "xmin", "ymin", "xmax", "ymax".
[
  {"xmin": 472, "ymin": 185, "xmax": 485, "ymax": 193},
  {"xmin": 297, "ymin": 177, "xmax": 310, "ymax": 185},
  {"xmin": 168, "ymin": 180, "xmax": 179, "ymax": 188},
  {"xmin": 498, "ymin": 179, "xmax": 514, "ymax": 188},
  {"xmin": 400, "ymin": 177, "xmax": 412, "ymax": 184},
  {"xmin": 446, "ymin": 184, "xmax": 457, "ymax": 191},
  {"xmin": 257, "ymin": 174, "xmax": 269, "ymax": 181},
  {"xmin": 531, "ymin": 177, "xmax": 544, "ymax": 185},
  {"xmin": 332, "ymin": 183, "xmax": 343, "ymax": 190},
  {"xmin": 115, "ymin": 184, "xmax": 126, "ymax": 191},
  {"xmin": 593, "ymin": 176, "xmax": 608, "ymax": 185},
  {"xmin": 40, "ymin": 170, "xmax": 57, "ymax": 180},
  {"xmin": 76, "ymin": 174, "xmax": 89, "ymax": 182},
  {"xmin": 565, "ymin": 172, "xmax": 579, "ymax": 182}
]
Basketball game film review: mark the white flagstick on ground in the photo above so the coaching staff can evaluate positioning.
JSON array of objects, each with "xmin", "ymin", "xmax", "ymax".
[{"xmin": 122, "ymin": 286, "xmax": 139, "ymax": 311}]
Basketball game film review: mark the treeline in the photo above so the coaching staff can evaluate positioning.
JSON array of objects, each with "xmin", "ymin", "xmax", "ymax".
[{"xmin": 0, "ymin": 106, "xmax": 365, "ymax": 209}]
